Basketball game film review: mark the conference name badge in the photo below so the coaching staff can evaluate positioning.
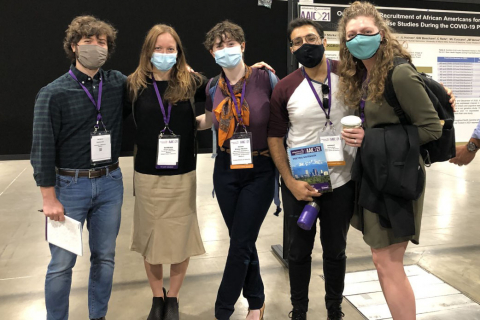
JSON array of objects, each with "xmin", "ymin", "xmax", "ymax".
[
  {"xmin": 320, "ymin": 135, "xmax": 345, "ymax": 167},
  {"xmin": 91, "ymin": 131, "xmax": 112, "ymax": 165},
  {"xmin": 156, "ymin": 135, "xmax": 180, "ymax": 169},
  {"xmin": 230, "ymin": 132, "xmax": 253, "ymax": 169}
]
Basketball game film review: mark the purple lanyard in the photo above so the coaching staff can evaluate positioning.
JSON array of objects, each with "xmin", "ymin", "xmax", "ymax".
[
  {"xmin": 303, "ymin": 60, "xmax": 332, "ymax": 127},
  {"xmin": 360, "ymin": 73, "xmax": 368, "ymax": 123},
  {"xmin": 225, "ymin": 75, "xmax": 247, "ymax": 130},
  {"xmin": 151, "ymin": 75, "xmax": 173, "ymax": 135},
  {"xmin": 68, "ymin": 70, "xmax": 104, "ymax": 129},
  {"xmin": 359, "ymin": 99, "xmax": 366, "ymax": 124}
]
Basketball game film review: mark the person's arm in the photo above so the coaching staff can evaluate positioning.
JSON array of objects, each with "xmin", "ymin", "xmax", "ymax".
[
  {"xmin": 123, "ymin": 76, "xmax": 133, "ymax": 119},
  {"xmin": 40, "ymin": 187, "xmax": 65, "ymax": 221},
  {"xmin": 472, "ymin": 119, "xmax": 480, "ymax": 141},
  {"xmin": 268, "ymin": 137, "xmax": 292, "ymax": 181},
  {"xmin": 267, "ymin": 84, "xmax": 321, "ymax": 201},
  {"xmin": 196, "ymin": 110, "xmax": 213, "ymax": 130},
  {"xmin": 341, "ymin": 127, "xmax": 365, "ymax": 147},
  {"xmin": 449, "ymin": 120, "xmax": 480, "ymax": 166},
  {"xmin": 442, "ymin": 85, "xmax": 456, "ymax": 112},
  {"xmin": 392, "ymin": 64, "xmax": 442, "ymax": 145},
  {"xmin": 194, "ymin": 75, "xmax": 212, "ymax": 130},
  {"xmin": 199, "ymin": 77, "xmax": 216, "ymax": 131},
  {"xmin": 268, "ymin": 137, "xmax": 320, "ymax": 201},
  {"xmin": 251, "ymin": 61, "xmax": 276, "ymax": 74},
  {"xmin": 31, "ymin": 88, "xmax": 65, "ymax": 221}
]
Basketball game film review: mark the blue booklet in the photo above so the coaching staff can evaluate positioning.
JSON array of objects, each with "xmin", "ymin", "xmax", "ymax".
[{"xmin": 287, "ymin": 143, "xmax": 333, "ymax": 193}]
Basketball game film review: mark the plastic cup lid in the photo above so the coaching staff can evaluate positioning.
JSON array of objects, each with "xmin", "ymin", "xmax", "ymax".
[{"xmin": 341, "ymin": 115, "xmax": 362, "ymax": 126}]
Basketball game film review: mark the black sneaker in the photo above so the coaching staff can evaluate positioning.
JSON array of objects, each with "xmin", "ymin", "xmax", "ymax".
[
  {"xmin": 327, "ymin": 307, "xmax": 345, "ymax": 320},
  {"xmin": 289, "ymin": 309, "xmax": 307, "ymax": 320}
]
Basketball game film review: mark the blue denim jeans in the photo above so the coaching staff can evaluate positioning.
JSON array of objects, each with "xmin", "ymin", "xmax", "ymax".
[{"xmin": 45, "ymin": 167, "xmax": 123, "ymax": 320}]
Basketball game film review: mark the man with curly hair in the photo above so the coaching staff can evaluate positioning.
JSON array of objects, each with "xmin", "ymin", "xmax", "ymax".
[{"xmin": 31, "ymin": 15, "xmax": 126, "ymax": 320}]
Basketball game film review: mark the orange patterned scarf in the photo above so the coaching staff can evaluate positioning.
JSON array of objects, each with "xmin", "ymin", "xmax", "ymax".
[{"xmin": 214, "ymin": 66, "xmax": 252, "ymax": 147}]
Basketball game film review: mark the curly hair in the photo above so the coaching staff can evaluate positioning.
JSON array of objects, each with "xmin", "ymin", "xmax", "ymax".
[
  {"xmin": 337, "ymin": 1, "xmax": 411, "ymax": 108},
  {"xmin": 203, "ymin": 20, "xmax": 245, "ymax": 50},
  {"xmin": 63, "ymin": 15, "xmax": 117, "ymax": 62},
  {"xmin": 127, "ymin": 24, "xmax": 203, "ymax": 104}
]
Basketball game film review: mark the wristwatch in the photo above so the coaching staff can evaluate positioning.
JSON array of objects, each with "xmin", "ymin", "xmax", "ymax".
[{"xmin": 466, "ymin": 141, "xmax": 479, "ymax": 152}]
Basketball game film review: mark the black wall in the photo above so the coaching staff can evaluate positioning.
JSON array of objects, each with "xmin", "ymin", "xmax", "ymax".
[
  {"xmin": 1, "ymin": 0, "xmax": 480, "ymax": 159},
  {"xmin": 425, "ymin": 0, "xmax": 480, "ymax": 3},
  {"xmin": 0, "ymin": 0, "xmax": 288, "ymax": 159}
]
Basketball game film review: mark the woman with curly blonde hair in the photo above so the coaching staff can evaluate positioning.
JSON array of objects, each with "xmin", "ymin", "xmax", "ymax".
[{"xmin": 337, "ymin": 2, "xmax": 443, "ymax": 319}]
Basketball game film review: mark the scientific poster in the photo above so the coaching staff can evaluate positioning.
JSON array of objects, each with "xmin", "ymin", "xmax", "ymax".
[{"xmin": 298, "ymin": 3, "xmax": 480, "ymax": 141}]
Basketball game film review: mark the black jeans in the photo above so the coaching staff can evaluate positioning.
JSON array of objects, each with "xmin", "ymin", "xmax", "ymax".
[
  {"xmin": 282, "ymin": 180, "xmax": 355, "ymax": 313},
  {"xmin": 214, "ymin": 151, "xmax": 275, "ymax": 320}
]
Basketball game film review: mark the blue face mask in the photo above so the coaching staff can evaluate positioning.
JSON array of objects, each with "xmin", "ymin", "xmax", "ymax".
[
  {"xmin": 214, "ymin": 46, "xmax": 242, "ymax": 69},
  {"xmin": 346, "ymin": 33, "xmax": 381, "ymax": 60},
  {"xmin": 151, "ymin": 52, "xmax": 177, "ymax": 71}
]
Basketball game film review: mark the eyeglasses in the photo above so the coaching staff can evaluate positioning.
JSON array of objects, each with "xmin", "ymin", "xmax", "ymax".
[
  {"xmin": 290, "ymin": 34, "xmax": 322, "ymax": 47},
  {"xmin": 321, "ymin": 84, "xmax": 329, "ymax": 95},
  {"xmin": 321, "ymin": 84, "xmax": 330, "ymax": 109},
  {"xmin": 322, "ymin": 97, "xmax": 330, "ymax": 109}
]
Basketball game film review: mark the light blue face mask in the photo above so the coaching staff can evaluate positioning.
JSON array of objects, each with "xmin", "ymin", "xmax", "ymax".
[
  {"xmin": 346, "ymin": 33, "xmax": 381, "ymax": 60},
  {"xmin": 151, "ymin": 52, "xmax": 177, "ymax": 71},
  {"xmin": 214, "ymin": 46, "xmax": 242, "ymax": 69}
]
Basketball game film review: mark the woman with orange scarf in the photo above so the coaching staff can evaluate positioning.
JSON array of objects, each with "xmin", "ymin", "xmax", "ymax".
[{"xmin": 203, "ymin": 21, "xmax": 277, "ymax": 320}]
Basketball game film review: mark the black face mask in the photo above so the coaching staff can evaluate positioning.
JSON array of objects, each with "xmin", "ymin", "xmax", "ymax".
[{"xmin": 293, "ymin": 44, "xmax": 325, "ymax": 68}]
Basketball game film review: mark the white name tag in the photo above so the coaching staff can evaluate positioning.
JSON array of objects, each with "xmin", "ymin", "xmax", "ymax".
[
  {"xmin": 320, "ymin": 136, "xmax": 345, "ymax": 167},
  {"xmin": 91, "ymin": 132, "xmax": 112, "ymax": 164},
  {"xmin": 156, "ymin": 136, "xmax": 180, "ymax": 169},
  {"xmin": 230, "ymin": 132, "xmax": 253, "ymax": 169}
]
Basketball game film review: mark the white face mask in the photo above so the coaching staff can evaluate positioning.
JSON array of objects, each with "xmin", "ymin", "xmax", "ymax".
[{"xmin": 214, "ymin": 46, "xmax": 242, "ymax": 69}]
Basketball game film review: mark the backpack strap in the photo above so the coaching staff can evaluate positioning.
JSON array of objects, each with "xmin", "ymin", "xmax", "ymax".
[
  {"xmin": 265, "ymin": 69, "xmax": 281, "ymax": 216},
  {"xmin": 401, "ymin": 125, "xmax": 423, "ymax": 197},
  {"xmin": 208, "ymin": 75, "xmax": 221, "ymax": 159},
  {"xmin": 208, "ymin": 74, "xmax": 221, "ymax": 103},
  {"xmin": 384, "ymin": 57, "xmax": 410, "ymax": 125},
  {"xmin": 266, "ymin": 69, "xmax": 279, "ymax": 90}
]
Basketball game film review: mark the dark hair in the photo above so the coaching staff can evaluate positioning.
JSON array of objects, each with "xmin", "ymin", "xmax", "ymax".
[
  {"xmin": 287, "ymin": 18, "xmax": 324, "ymax": 41},
  {"xmin": 63, "ymin": 15, "xmax": 117, "ymax": 62},
  {"xmin": 204, "ymin": 20, "xmax": 245, "ymax": 50}
]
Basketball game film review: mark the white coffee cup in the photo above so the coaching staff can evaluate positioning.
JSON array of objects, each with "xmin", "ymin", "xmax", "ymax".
[{"xmin": 341, "ymin": 115, "xmax": 362, "ymax": 130}]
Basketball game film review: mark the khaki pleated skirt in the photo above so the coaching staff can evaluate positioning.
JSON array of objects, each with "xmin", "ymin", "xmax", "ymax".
[{"xmin": 130, "ymin": 170, "xmax": 205, "ymax": 264}]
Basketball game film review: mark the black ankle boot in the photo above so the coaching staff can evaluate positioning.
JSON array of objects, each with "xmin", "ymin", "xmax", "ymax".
[
  {"xmin": 164, "ymin": 294, "xmax": 179, "ymax": 320},
  {"xmin": 147, "ymin": 294, "xmax": 165, "ymax": 320}
]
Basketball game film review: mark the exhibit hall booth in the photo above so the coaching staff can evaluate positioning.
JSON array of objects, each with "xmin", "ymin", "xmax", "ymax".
[{"xmin": 1, "ymin": 0, "xmax": 480, "ymax": 319}]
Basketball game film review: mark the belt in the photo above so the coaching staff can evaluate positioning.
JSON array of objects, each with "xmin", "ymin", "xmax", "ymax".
[
  {"xmin": 219, "ymin": 147, "xmax": 270, "ymax": 157},
  {"xmin": 56, "ymin": 162, "xmax": 119, "ymax": 179}
]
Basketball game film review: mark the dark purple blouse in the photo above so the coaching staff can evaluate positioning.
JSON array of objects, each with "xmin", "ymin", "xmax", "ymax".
[{"xmin": 205, "ymin": 68, "xmax": 273, "ymax": 150}]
